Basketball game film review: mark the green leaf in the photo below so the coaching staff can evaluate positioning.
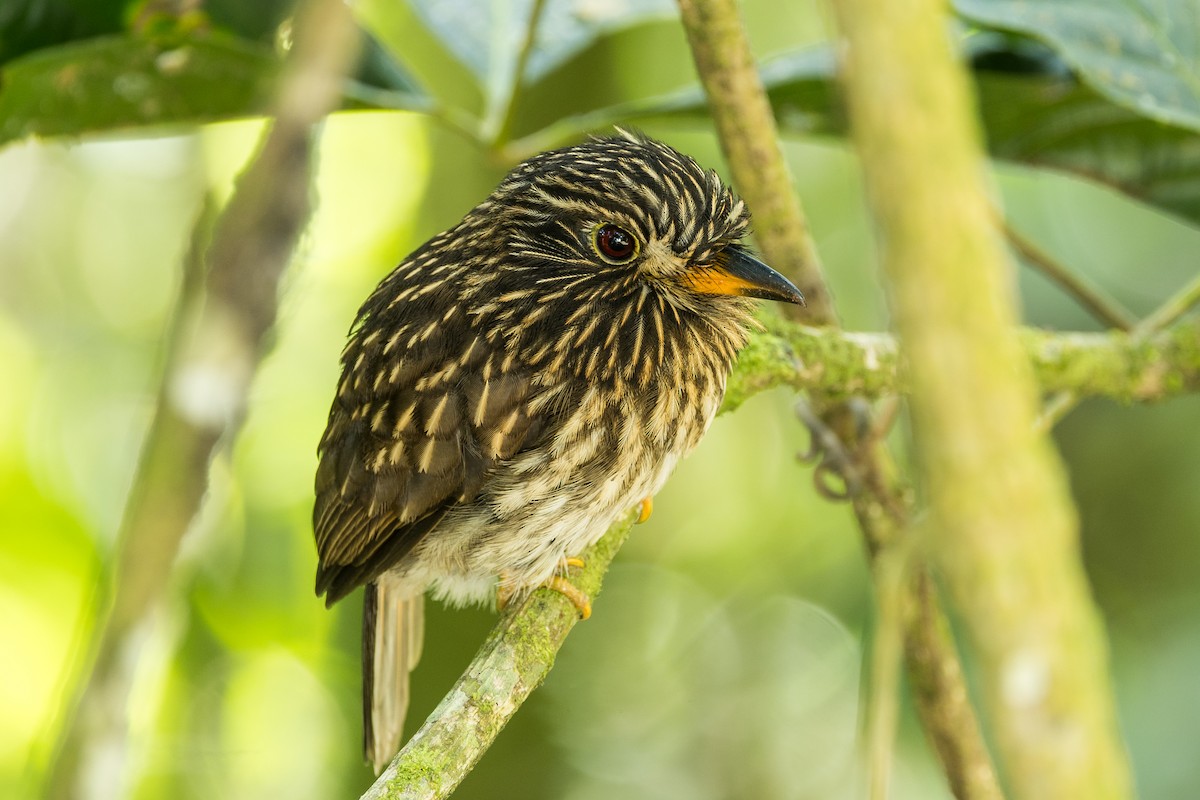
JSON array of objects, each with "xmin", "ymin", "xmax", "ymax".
[
  {"xmin": 409, "ymin": 0, "xmax": 674, "ymax": 87},
  {"xmin": 767, "ymin": 44, "xmax": 1200, "ymax": 226},
  {"xmin": 0, "ymin": 0, "xmax": 126, "ymax": 64},
  {"xmin": 956, "ymin": 0, "xmax": 1200, "ymax": 132},
  {"xmin": 975, "ymin": 64, "xmax": 1200, "ymax": 227},
  {"xmin": 376, "ymin": 0, "xmax": 674, "ymax": 139},
  {"xmin": 0, "ymin": 33, "xmax": 279, "ymax": 144}
]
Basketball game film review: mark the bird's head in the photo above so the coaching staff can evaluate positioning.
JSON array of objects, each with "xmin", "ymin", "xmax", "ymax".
[{"xmin": 471, "ymin": 132, "xmax": 804, "ymax": 320}]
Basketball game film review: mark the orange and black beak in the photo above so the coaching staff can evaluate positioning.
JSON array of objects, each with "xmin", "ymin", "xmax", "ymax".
[{"xmin": 685, "ymin": 247, "xmax": 806, "ymax": 306}]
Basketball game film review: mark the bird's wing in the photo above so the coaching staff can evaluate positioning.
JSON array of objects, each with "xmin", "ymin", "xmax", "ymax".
[{"xmin": 313, "ymin": 272, "xmax": 548, "ymax": 605}]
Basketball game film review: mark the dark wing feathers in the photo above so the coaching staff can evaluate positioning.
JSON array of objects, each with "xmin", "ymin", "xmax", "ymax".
[{"xmin": 314, "ymin": 264, "xmax": 539, "ymax": 605}]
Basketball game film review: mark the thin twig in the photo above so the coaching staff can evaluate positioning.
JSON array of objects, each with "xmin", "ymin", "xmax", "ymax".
[
  {"xmin": 1035, "ymin": 390, "xmax": 1079, "ymax": 433},
  {"xmin": 1004, "ymin": 221, "xmax": 1136, "ymax": 331},
  {"xmin": 485, "ymin": 0, "xmax": 548, "ymax": 146},
  {"xmin": 1135, "ymin": 268, "xmax": 1200, "ymax": 337},
  {"xmin": 45, "ymin": 2, "xmax": 360, "ymax": 797},
  {"xmin": 865, "ymin": 540, "xmax": 912, "ymax": 800}
]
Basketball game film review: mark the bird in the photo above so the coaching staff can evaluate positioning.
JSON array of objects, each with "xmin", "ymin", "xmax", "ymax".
[{"xmin": 312, "ymin": 130, "xmax": 805, "ymax": 773}]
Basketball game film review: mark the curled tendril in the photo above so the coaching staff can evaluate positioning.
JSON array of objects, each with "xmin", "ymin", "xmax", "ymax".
[{"xmin": 795, "ymin": 397, "xmax": 891, "ymax": 501}]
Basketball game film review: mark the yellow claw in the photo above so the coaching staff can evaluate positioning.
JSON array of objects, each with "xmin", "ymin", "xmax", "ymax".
[
  {"xmin": 497, "ymin": 562, "xmax": 592, "ymax": 620},
  {"xmin": 543, "ymin": 576, "xmax": 592, "ymax": 620},
  {"xmin": 636, "ymin": 495, "xmax": 654, "ymax": 524}
]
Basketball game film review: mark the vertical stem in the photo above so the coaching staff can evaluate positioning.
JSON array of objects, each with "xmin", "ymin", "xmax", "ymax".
[
  {"xmin": 486, "ymin": 0, "xmax": 549, "ymax": 146},
  {"xmin": 677, "ymin": 2, "xmax": 1002, "ymax": 797},
  {"xmin": 676, "ymin": 0, "xmax": 835, "ymax": 324},
  {"xmin": 45, "ymin": 1, "xmax": 360, "ymax": 796},
  {"xmin": 830, "ymin": 0, "xmax": 1134, "ymax": 797},
  {"xmin": 865, "ymin": 545, "xmax": 909, "ymax": 800}
]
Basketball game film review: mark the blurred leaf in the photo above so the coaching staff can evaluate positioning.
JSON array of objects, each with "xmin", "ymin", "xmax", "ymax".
[
  {"xmin": 376, "ymin": 0, "xmax": 675, "ymax": 137},
  {"xmin": 409, "ymin": 0, "xmax": 674, "ymax": 89},
  {"xmin": 0, "ymin": 0, "xmax": 296, "ymax": 64},
  {"xmin": 0, "ymin": 0, "xmax": 125, "ymax": 64},
  {"xmin": 767, "ymin": 44, "xmax": 1200, "ymax": 225},
  {"xmin": 956, "ymin": 0, "xmax": 1200, "ymax": 132},
  {"xmin": 0, "ymin": 33, "xmax": 278, "ymax": 144},
  {"xmin": 976, "ymin": 67, "xmax": 1200, "ymax": 228}
]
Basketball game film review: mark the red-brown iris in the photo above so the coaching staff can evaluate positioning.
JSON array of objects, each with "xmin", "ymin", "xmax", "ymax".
[{"xmin": 593, "ymin": 224, "xmax": 639, "ymax": 263}]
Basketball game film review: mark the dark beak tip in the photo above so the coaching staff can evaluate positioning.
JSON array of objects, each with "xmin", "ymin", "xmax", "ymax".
[{"xmin": 726, "ymin": 248, "xmax": 805, "ymax": 306}]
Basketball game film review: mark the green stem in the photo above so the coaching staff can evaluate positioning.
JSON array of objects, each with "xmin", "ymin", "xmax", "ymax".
[
  {"xmin": 486, "ymin": 0, "xmax": 548, "ymax": 147},
  {"xmin": 1004, "ymin": 221, "xmax": 1136, "ymax": 331},
  {"xmin": 1135, "ymin": 269, "xmax": 1200, "ymax": 337},
  {"xmin": 830, "ymin": 0, "xmax": 1134, "ymax": 795}
]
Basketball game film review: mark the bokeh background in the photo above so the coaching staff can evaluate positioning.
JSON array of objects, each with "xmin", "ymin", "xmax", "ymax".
[{"xmin": 2, "ymin": 1, "xmax": 1199, "ymax": 798}]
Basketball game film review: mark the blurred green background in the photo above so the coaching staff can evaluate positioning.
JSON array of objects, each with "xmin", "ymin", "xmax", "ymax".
[{"xmin": 2, "ymin": 1, "xmax": 1199, "ymax": 798}]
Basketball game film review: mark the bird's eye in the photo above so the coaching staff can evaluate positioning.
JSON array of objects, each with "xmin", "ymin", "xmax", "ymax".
[{"xmin": 592, "ymin": 224, "xmax": 639, "ymax": 264}]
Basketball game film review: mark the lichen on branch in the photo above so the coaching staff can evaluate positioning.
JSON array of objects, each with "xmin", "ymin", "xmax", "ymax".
[{"xmin": 722, "ymin": 317, "xmax": 1200, "ymax": 412}]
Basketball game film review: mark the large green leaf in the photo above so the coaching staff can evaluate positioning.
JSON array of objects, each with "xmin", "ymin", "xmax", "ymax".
[
  {"xmin": 765, "ymin": 42, "xmax": 1200, "ymax": 225},
  {"xmin": 956, "ymin": 0, "xmax": 1200, "ymax": 132},
  {"xmin": 409, "ymin": 0, "xmax": 674, "ymax": 87},
  {"xmin": 0, "ymin": 0, "xmax": 296, "ymax": 65},
  {"xmin": 976, "ymin": 63, "xmax": 1200, "ymax": 225},
  {"xmin": 0, "ymin": 33, "xmax": 279, "ymax": 143},
  {"xmin": 0, "ymin": 0, "xmax": 125, "ymax": 64},
  {"xmin": 366, "ymin": 0, "xmax": 675, "ymax": 135}
]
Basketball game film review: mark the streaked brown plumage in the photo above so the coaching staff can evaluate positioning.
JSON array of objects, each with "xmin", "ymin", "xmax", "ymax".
[{"xmin": 313, "ymin": 131, "xmax": 804, "ymax": 772}]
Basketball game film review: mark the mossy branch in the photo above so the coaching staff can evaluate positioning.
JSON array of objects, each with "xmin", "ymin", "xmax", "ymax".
[
  {"xmin": 361, "ymin": 511, "xmax": 638, "ymax": 800},
  {"xmin": 722, "ymin": 316, "xmax": 1200, "ymax": 412}
]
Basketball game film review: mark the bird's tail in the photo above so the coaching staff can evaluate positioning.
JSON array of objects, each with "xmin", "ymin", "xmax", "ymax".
[{"xmin": 363, "ymin": 574, "xmax": 424, "ymax": 774}]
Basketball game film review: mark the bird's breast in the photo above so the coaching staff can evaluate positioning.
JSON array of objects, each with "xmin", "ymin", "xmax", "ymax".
[{"xmin": 417, "ymin": 363, "xmax": 726, "ymax": 607}]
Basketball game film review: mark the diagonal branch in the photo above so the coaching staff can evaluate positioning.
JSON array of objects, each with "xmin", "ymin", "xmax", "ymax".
[
  {"xmin": 45, "ymin": 2, "xmax": 360, "ymax": 797},
  {"xmin": 350, "ymin": 311, "xmax": 1200, "ymax": 799},
  {"xmin": 361, "ymin": 511, "xmax": 638, "ymax": 800},
  {"xmin": 1003, "ymin": 221, "xmax": 1136, "ymax": 331}
]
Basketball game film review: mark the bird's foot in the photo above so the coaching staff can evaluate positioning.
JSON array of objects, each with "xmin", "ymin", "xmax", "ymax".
[
  {"xmin": 636, "ymin": 495, "xmax": 654, "ymax": 524},
  {"xmin": 496, "ymin": 558, "xmax": 591, "ymax": 619},
  {"xmin": 541, "ymin": 575, "xmax": 591, "ymax": 620}
]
